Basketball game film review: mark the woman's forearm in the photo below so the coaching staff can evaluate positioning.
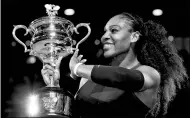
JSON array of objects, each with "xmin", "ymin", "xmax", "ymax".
[
  {"xmin": 76, "ymin": 64, "xmax": 144, "ymax": 91},
  {"xmin": 91, "ymin": 65, "xmax": 144, "ymax": 91},
  {"xmin": 76, "ymin": 64, "xmax": 95, "ymax": 80}
]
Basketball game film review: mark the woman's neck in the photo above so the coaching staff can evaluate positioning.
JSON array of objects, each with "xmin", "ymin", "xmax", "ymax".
[{"xmin": 110, "ymin": 49, "xmax": 140, "ymax": 69}]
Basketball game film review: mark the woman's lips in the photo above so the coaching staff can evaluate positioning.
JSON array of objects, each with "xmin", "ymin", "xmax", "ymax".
[{"xmin": 103, "ymin": 43, "xmax": 114, "ymax": 50}]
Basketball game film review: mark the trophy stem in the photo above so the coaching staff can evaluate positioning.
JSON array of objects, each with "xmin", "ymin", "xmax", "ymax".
[
  {"xmin": 40, "ymin": 53, "xmax": 64, "ymax": 87},
  {"xmin": 49, "ymin": 75, "xmax": 55, "ymax": 88}
]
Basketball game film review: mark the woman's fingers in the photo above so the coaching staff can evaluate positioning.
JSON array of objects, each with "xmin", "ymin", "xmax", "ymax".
[
  {"xmin": 42, "ymin": 65, "xmax": 55, "ymax": 77},
  {"xmin": 41, "ymin": 70, "xmax": 51, "ymax": 85},
  {"xmin": 43, "ymin": 64, "xmax": 54, "ymax": 70},
  {"xmin": 80, "ymin": 59, "xmax": 87, "ymax": 63},
  {"xmin": 41, "ymin": 69, "xmax": 59, "ymax": 86},
  {"xmin": 78, "ymin": 55, "xmax": 83, "ymax": 60},
  {"xmin": 73, "ymin": 49, "xmax": 79, "ymax": 58}
]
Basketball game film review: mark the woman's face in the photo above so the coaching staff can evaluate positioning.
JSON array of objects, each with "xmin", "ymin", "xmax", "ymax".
[{"xmin": 101, "ymin": 15, "xmax": 133, "ymax": 58}]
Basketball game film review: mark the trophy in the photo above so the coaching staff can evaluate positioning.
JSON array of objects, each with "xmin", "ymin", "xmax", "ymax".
[{"xmin": 12, "ymin": 4, "xmax": 91, "ymax": 117}]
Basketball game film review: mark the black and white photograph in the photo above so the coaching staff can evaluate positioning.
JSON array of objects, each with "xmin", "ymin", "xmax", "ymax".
[{"xmin": 1, "ymin": 0, "xmax": 190, "ymax": 118}]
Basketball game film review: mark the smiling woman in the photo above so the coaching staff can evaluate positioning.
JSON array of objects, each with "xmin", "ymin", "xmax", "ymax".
[
  {"xmin": 101, "ymin": 14, "xmax": 139, "ymax": 59},
  {"xmin": 2, "ymin": 1, "xmax": 189, "ymax": 118},
  {"xmin": 65, "ymin": 12, "xmax": 188, "ymax": 118}
]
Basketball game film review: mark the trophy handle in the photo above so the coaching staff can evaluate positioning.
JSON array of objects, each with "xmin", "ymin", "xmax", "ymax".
[
  {"xmin": 74, "ymin": 23, "xmax": 91, "ymax": 50},
  {"xmin": 12, "ymin": 25, "xmax": 31, "ymax": 52}
]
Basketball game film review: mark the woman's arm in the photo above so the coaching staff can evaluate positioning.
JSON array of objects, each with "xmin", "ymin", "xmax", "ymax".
[
  {"xmin": 75, "ymin": 64, "xmax": 94, "ymax": 80},
  {"xmin": 76, "ymin": 64, "xmax": 160, "ymax": 92},
  {"xmin": 70, "ymin": 50, "xmax": 160, "ymax": 92},
  {"xmin": 76, "ymin": 64, "xmax": 159, "ymax": 92}
]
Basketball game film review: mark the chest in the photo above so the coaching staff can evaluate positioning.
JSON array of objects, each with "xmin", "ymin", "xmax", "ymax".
[{"xmin": 77, "ymin": 80, "xmax": 125, "ymax": 103}]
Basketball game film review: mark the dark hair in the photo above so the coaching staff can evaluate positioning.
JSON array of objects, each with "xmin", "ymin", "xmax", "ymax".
[{"xmin": 120, "ymin": 12, "xmax": 188, "ymax": 117}]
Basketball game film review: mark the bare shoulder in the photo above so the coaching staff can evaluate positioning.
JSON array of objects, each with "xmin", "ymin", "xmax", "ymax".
[
  {"xmin": 136, "ymin": 65, "xmax": 161, "ymax": 89},
  {"xmin": 136, "ymin": 65, "xmax": 160, "ymax": 76}
]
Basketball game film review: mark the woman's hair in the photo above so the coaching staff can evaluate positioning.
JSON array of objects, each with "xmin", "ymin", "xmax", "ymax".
[{"xmin": 119, "ymin": 12, "xmax": 188, "ymax": 117}]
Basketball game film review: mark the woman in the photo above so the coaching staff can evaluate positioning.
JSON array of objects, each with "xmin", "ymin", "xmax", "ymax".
[{"xmin": 69, "ymin": 12, "xmax": 188, "ymax": 118}]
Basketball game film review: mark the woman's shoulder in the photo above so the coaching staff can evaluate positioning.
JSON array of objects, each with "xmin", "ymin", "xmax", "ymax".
[
  {"xmin": 136, "ymin": 65, "xmax": 161, "ymax": 89},
  {"xmin": 136, "ymin": 65, "xmax": 160, "ymax": 75}
]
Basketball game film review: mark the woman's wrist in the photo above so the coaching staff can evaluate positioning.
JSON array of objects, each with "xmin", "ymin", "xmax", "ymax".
[{"xmin": 73, "ymin": 63, "xmax": 83, "ymax": 77}]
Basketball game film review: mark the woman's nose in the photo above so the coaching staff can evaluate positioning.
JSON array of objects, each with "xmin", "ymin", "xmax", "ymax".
[{"xmin": 101, "ymin": 33, "xmax": 110, "ymax": 43}]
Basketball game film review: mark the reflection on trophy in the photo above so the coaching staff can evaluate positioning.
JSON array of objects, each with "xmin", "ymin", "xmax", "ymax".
[{"xmin": 12, "ymin": 4, "xmax": 91, "ymax": 117}]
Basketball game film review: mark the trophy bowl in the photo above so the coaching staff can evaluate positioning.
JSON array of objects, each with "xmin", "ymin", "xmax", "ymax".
[{"xmin": 12, "ymin": 4, "xmax": 91, "ymax": 117}]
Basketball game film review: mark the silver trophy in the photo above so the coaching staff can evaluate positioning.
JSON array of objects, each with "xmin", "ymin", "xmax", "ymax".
[{"xmin": 12, "ymin": 4, "xmax": 91, "ymax": 117}]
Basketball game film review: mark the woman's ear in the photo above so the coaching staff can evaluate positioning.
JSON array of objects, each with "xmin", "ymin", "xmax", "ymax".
[{"xmin": 130, "ymin": 31, "xmax": 140, "ymax": 43}]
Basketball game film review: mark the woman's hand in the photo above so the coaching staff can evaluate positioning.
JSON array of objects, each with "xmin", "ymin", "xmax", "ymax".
[
  {"xmin": 41, "ymin": 64, "xmax": 60, "ymax": 87},
  {"xmin": 69, "ymin": 49, "xmax": 87, "ymax": 78}
]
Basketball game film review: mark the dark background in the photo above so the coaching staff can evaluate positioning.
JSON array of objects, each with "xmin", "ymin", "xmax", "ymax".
[{"xmin": 2, "ymin": 0, "xmax": 190, "ymax": 117}]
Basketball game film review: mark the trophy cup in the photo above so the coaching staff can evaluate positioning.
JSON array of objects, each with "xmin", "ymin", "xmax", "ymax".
[{"xmin": 12, "ymin": 4, "xmax": 91, "ymax": 117}]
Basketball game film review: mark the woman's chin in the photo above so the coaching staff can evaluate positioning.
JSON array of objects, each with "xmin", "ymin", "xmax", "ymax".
[{"xmin": 103, "ymin": 51, "xmax": 115, "ymax": 58}]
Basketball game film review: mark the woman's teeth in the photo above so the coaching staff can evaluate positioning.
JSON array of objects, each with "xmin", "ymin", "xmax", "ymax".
[{"xmin": 104, "ymin": 44, "xmax": 113, "ymax": 48}]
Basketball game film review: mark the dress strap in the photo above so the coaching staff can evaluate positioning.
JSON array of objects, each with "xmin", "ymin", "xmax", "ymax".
[{"xmin": 131, "ymin": 63, "xmax": 141, "ymax": 70}]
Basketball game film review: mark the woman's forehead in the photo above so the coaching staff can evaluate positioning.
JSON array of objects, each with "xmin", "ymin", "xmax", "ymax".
[
  {"xmin": 109, "ymin": 15, "xmax": 124, "ymax": 23},
  {"xmin": 105, "ymin": 15, "xmax": 131, "ymax": 28}
]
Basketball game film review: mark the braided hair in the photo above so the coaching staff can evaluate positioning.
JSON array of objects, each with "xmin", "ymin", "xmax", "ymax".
[{"xmin": 119, "ymin": 12, "xmax": 188, "ymax": 117}]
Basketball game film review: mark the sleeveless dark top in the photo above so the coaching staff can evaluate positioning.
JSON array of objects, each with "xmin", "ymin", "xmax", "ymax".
[{"xmin": 74, "ymin": 64, "xmax": 150, "ymax": 118}]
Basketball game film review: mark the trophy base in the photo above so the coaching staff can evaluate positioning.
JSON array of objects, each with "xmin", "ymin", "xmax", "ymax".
[{"xmin": 37, "ymin": 87, "xmax": 74, "ymax": 118}]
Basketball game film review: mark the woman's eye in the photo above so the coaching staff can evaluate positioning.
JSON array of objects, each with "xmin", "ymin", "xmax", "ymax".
[{"xmin": 111, "ymin": 29, "xmax": 118, "ymax": 33}]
